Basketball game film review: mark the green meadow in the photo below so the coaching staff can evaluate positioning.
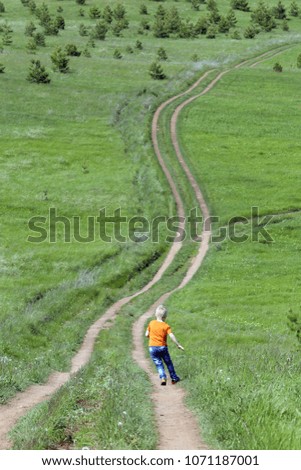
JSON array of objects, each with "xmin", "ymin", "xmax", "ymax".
[{"xmin": 1, "ymin": 0, "xmax": 301, "ymax": 450}]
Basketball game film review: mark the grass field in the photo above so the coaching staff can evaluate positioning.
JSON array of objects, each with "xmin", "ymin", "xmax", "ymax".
[
  {"xmin": 165, "ymin": 46, "xmax": 301, "ymax": 449},
  {"xmin": 2, "ymin": 0, "xmax": 301, "ymax": 450}
]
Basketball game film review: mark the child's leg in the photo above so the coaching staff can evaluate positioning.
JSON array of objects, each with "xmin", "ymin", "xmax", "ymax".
[
  {"xmin": 161, "ymin": 347, "xmax": 180, "ymax": 381},
  {"xmin": 149, "ymin": 347, "xmax": 167, "ymax": 379}
]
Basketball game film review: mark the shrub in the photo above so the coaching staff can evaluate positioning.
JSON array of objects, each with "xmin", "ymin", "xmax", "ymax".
[
  {"xmin": 26, "ymin": 37, "xmax": 37, "ymax": 53},
  {"xmin": 206, "ymin": 25, "xmax": 217, "ymax": 39},
  {"xmin": 273, "ymin": 62, "xmax": 283, "ymax": 72},
  {"xmin": 113, "ymin": 4, "xmax": 127, "ymax": 21},
  {"xmin": 139, "ymin": 4, "xmax": 148, "ymax": 15},
  {"xmin": 44, "ymin": 20, "xmax": 59, "ymax": 36},
  {"xmin": 178, "ymin": 19, "xmax": 195, "ymax": 38},
  {"xmin": 140, "ymin": 19, "xmax": 150, "ymax": 31},
  {"xmin": 273, "ymin": 1, "xmax": 286, "ymax": 19},
  {"xmin": 149, "ymin": 61, "xmax": 166, "ymax": 80},
  {"xmin": 190, "ymin": 0, "xmax": 202, "ymax": 11},
  {"xmin": 103, "ymin": 5, "xmax": 113, "ymax": 24},
  {"xmin": 290, "ymin": 1, "xmax": 299, "ymax": 17},
  {"xmin": 79, "ymin": 23, "xmax": 88, "ymax": 36},
  {"xmin": 218, "ymin": 17, "xmax": 230, "ymax": 33},
  {"xmin": 1, "ymin": 22, "xmax": 13, "ymax": 46},
  {"xmin": 76, "ymin": 0, "xmax": 86, "ymax": 4},
  {"xmin": 28, "ymin": 0, "xmax": 36, "ymax": 13},
  {"xmin": 0, "ymin": 2, "xmax": 5, "ymax": 13},
  {"xmin": 65, "ymin": 44, "xmax": 81, "ymax": 57},
  {"xmin": 191, "ymin": 53, "xmax": 199, "ymax": 62},
  {"xmin": 157, "ymin": 47, "xmax": 167, "ymax": 61},
  {"xmin": 25, "ymin": 21, "xmax": 37, "ymax": 36},
  {"xmin": 244, "ymin": 24, "xmax": 257, "ymax": 38},
  {"xmin": 33, "ymin": 32, "xmax": 46, "ymax": 46},
  {"xmin": 194, "ymin": 16, "xmax": 209, "ymax": 35},
  {"xmin": 297, "ymin": 53, "xmax": 301, "ymax": 69},
  {"xmin": 35, "ymin": 3, "xmax": 51, "ymax": 27},
  {"xmin": 82, "ymin": 47, "xmax": 91, "ymax": 58},
  {"xmin": 51, "ymin": 46, "xmax": 69, "ymax": 73},
  {"xmin": 230, "ymin": 0, "xmax": 250, "ymax": 12},
  {"xmin": 113, "ymin": 48, "xmax": 122, "ymax": 59},
  {"xmin": 251, "ymin": 2, "xmax": 276, "ymax": 32},
  {"xmin": 55, "ymin": 15, "xmax": 65, "ymax": 30},
  {"xmin": 231, "ymin": 29, "xmax": 241, "ymax": 39},
  {"xmin": 227, "ymin": 9, "xmax": 238, "ymax": 28},
  {"xmin": 0, "ymin": 63, "xmax": 5, "ymax": 73},
  {"xmin": 89, "ymin": 6, "xmax": 101, "ymax": 19},
  {"xmin": 92, "ymin": 21, "xmax": 108, "ymax": 40},
  {"xmin": 282, "ymin": 19, "xmax": 289, "ymax": 31},
  {"xmin": 27, "ymin": 59, "xmax": 50, "ymax": 83},
  {"xmin": 135, "ymin": 40, "xmax": 143, "ymax": 50},
  {"xmin": 165, "ymin": 6, "xmax": 181, "ymax": 35},
  {"xmin": 125, "ymin": 45, "xmax": 134, "ymax": 54}
]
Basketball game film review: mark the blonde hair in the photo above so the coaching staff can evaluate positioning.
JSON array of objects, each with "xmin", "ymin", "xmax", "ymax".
[{"xmin": 155, "ymin": 304, "xmax": 168, "ymax": 320}]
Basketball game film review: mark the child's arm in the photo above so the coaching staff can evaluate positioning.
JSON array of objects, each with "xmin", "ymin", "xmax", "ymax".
[
  {"xmin": 145, "ymin": 328, "xmax": 149, "ymax": 338},
  {"xmin": 169, "ymin": 332, "xmax": 184, "ymax": 351}
]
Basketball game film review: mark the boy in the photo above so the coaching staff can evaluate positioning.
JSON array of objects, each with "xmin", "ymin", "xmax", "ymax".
[{"xmin": 145, "ymin": 304, "xmax": 184, "ymax": 386}]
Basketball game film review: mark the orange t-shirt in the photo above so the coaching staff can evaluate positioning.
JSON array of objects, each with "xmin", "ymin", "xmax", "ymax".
[{"xmin": 147, "ymin": 320, "xmax": 172, "ymax": 346}]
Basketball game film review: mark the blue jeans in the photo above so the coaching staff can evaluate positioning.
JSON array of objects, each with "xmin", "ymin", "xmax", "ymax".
[{"xmin": 149, "ymin": 346, "xmax": 179, "ymax": 381}]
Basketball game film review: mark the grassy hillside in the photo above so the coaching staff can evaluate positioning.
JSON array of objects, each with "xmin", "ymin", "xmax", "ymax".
[{"xmin": 2, "ymin": 0, "xmax": 301, "ymax": 450}]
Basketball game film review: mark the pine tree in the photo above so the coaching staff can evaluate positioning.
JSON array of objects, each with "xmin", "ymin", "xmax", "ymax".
[
  {"xmin": 92, "ymin": 21, "xmax": 108, "ymax": 40},
  {"xmin": 231, "ymin": 0, "xmax": 250, "ymax": 12},
  {"xmin": 33, "ymin": 32, "xmax": 46, "ymax": 46},
  {"xmin": 113, "ymin": 48, "xmax": 122, "ymax": 59},
  {"xmin": 103, "ymin": 5, "xmax": 113, "ymax": 24},
  {"xmin": 273, "ymin": 1, "xmax": 286, "ymax": 19},
  {"xmin": 290, "ymin": 1, "xmax": 299, "ymax": 17},
  {"xmin": 0, "ymin": 63, "xmax": 5, "ymax": 73},
  {"xmin": 27, "ymin": 59, "xmax": 50, "ymax": 83},
  {"xmin": 251, "ymin": 2, "xmax": 276, "ymax": 32},
  {"xmin": 0, "ymin": 2, "xmax": 5, "ymax": 14},
  {"xmin": 244, "ymin": 24, "xmax": 257, "ymax": 38},
  {"xmin": 157, "ymin": 46, "xmax": 168, "ymax": 61},
  {"xmin": 139, "ymin": 4, "xmax": 148, "ymax": 15},
  {"xmin": 226, "ymin": 9, "xmax": 238, "ymax": 28},
  {"xmin": 273, "ymin": 62, "xmax": 283, "ymax": 72},
  {"xmin": 194, "ymin": 16, "xmax": 209, "ymax": 35},
  {"xmin": 191, "ymin": 0, "xmax": 202, "ymax": 11},
  {"xmin": 149, "ymin": 61, "xmax": 166, "ymax": 80},
  {"xmin": 25, "ymin": 21, "xmax": 37, "ymax": 37},
  {"xmin": 113, "ymin": 4, "xmax": 126, "ymax": 21},
  {"xmin": 35, "ymin": 3, "xmax": 51, "ymax": 27},
  {"xmin": 26, "ymin": 37, "xmax": 37, "ymax": 53},
  {"xmin": 51, "ymin": 46, "xmax": 70, "ymax": 73},
  {"xmin": 1, "ymin": 22, "xmax": 13, "ymax": 46},
  {"xmin": 206, "ymin": 24, "xmax": 217, "ymax": 38},
  {"xmin": 165, "ymin": 6, "xmax": 181, "ymax": 35},
  {"xmin": 153, "ymin": 10, "xmax": 169, "ymax": 38},
  {"xmin": 219, "ymin": 17, "xmax": 230, "ymax": 33},
  {"xmin": 89, "ymin": 6, "xmax": 101, "ymax": 19}
]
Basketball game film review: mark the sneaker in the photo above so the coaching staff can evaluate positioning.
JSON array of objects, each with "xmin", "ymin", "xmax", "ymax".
[
  {"xmin": 171, "ymin": 378, "xmax": 180, "ymax": 385},
  {"xmin": 161, "ymin": 378, "xmax": 167, "ymax": 386}
]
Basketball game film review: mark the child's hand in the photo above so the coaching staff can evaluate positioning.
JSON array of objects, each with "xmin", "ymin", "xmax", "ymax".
[{"xmin": 178, "ymin": 344, "xmax": 185, "ymax": 351}]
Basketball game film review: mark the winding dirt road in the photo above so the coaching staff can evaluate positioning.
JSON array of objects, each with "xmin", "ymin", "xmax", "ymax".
[{"xmin": 0, "ymin": 45, "xmax": 291, "ymax": 450}]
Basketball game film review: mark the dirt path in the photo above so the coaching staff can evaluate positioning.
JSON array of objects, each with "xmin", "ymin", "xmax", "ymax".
[
  {"xmin": 132, "ymin": 44, "xmax": 294, "ymax": 450},
  {"xmin": 0, "ymin": 45, "xmax": 291, "ymax": 450}
]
